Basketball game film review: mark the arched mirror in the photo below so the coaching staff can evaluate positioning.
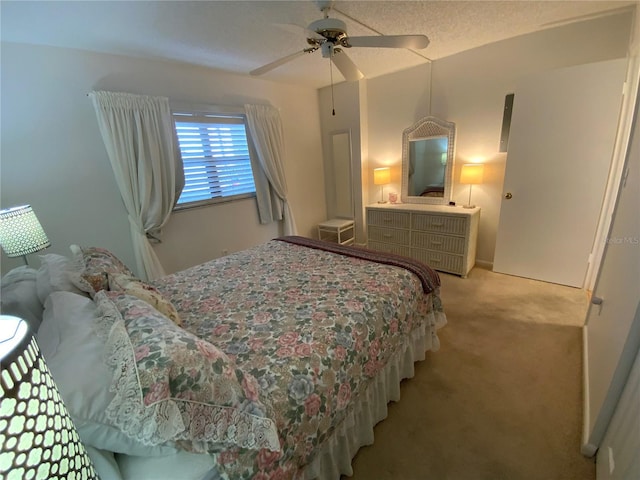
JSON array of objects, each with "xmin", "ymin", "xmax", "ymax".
[{"xmin": 401, "ymin": 116, "xmax": 456, "ymax": 205}]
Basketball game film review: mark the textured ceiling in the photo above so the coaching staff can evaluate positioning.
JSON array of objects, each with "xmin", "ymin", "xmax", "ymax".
[{"xmin": 1, "ymin": 0, "xmax": 635, "ymax": 89}]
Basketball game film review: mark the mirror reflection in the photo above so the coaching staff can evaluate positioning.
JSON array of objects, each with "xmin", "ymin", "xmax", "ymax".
[
  {"xmin": 408, "ymin": 136, "xmax": 448, "ymax": 197},
  {"xmin": 401, "ymin": 116, "xmax": 456, "ymax": 205}
]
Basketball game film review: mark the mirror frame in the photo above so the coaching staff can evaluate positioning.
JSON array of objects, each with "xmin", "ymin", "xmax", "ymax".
[{"xmin": 401, "ymin": 116, "xmax": 456, "ymax": 205}]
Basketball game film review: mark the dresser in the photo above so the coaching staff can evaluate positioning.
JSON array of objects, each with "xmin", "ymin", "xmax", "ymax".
[{"xmin": 366, "ymin": 203, "xmax": 480, "ymax": 277}]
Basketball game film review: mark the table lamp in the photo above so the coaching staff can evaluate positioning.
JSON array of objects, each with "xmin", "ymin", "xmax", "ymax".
[
  {"xmin": 373, "ymin": 167, "xmax": 391, "ymax": 204},
  {"xmin": 460, "ymin": 164, "xmax": 484, "ymax": 208},
  {"xmin": 0, "ymin": 315, "xmax": 98, "ymax": 479},
  {"xmin": 0, "ymin": 205, "xmax": 51, "ymax": 265}
]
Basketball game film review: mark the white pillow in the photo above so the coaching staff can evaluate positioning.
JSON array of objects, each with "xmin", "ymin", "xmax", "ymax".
[
  {"xmin": 116, "ymin": 451, "xmax": 217, "ymax": 480},
  {"xmin": 0, "ymin": 266, "xmax": 42, "ymax": 331},
  {"xmin": 38, "ymin": 291, "xmax": 178, "ymax": 457},
  {"xmin": 84, "ymin": 446, "xmax": 123, "ymax": 480},
  {"xmin": 35, "ymin": 253, "xmax": 86, "ymax": 304}
]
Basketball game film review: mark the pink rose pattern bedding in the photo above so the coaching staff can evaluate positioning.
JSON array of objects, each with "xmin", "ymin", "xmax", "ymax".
[{"xmin": 153, "ymin": 240, "xmax": 444, "ymax": 479}]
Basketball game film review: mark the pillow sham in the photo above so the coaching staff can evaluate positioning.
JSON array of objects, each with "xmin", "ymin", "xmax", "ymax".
[
  {"xmin": 38, "ymin": 291, "xmax": 179, "ymax": 457},
  {"xmin": 70, "ymin": 245, "xmax": 134, "ymax": 296},
  {"xmin": 94, "ymin": 290, "xmax": 279, "ymax": 455},
  {"xmin": 0, "ymin": 266, "xmax": 43, "ymax": 331},
  {"xmin": 107, "ymin": 273, "xmax": 182, "ymax": 327}
]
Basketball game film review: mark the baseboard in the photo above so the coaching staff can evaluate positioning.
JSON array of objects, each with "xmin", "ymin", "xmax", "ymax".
[
  {"xmin": 581, "ymin": 325, "xmax": 598, "ymax": 457},
  {"xmin": 475, "ymin": 259, "xmax": 493, "ymax": 269}
]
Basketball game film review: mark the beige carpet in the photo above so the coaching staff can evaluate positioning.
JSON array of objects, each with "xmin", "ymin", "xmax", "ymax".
[{"xmin": 346, "ymin": 267, "xmax": 595, "ymax": 480}]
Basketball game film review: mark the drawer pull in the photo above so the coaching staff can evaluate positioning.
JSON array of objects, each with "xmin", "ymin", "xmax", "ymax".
[
  {"xmin": 432, "ymin": 222, "xmax": 444, "ymax": 227},
  {"xmin": 430, "ymin": 241, "xmax": 442, "ymax": 246},
  {"xmin": 430, "ymin": 258, "xmax": 441, "ymax": 263},
  {"xmin": 383, "ymin": 234, "xmax": 392, "ymax": 238},
  {"xmin": 382, "ymin": 218, "xmax": 393, "ymax": 223}
]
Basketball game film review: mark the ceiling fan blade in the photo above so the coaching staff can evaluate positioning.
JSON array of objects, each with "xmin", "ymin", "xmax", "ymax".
[
  {"xmin": 331, "ymin": 50, "xmax": 364, "ymax": 82},
  {"xmin": 250, "ymin": 50, "xmax": 309, "ymax": 76},
  {"xmin": 347, "ymin": 34, "xmax": 430, "ymax": 50}
]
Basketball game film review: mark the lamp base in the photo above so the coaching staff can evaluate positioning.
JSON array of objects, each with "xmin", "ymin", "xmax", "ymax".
[{"xmin": 463, "ymin": 204, "xmax": 476, "ymax": 209}]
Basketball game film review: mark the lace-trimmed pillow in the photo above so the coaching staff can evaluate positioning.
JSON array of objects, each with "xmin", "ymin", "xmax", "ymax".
[
  {"xmin": 108, "ymin": 273, "xmax": 182, "ymax": 327},
  {"xmin": 93, "ymin": 291, "xmax": 280, "ymax": 455},
  {"xmin": 38, "ymin": 291, "xmax": 179, "ymax": 458},
  {"xmin": 70, "ymin": 245, "xmax": 134, "ymax": 296}
]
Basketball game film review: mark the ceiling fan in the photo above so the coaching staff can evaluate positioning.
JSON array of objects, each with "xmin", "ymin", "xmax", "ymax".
[{"xmin": 250, "ymin": 0, "xmax": 430, "ymax": 82}]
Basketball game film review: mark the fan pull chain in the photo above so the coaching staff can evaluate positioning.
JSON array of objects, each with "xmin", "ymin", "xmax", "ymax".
[{"xmin": 329, "ymin": 58, "xmax": 336, "ymax": 116}]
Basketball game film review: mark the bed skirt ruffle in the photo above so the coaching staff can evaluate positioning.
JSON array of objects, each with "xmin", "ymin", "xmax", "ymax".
[{"xmin": 301, "ymin": 309, "xmax": 447, "ymax": 480}]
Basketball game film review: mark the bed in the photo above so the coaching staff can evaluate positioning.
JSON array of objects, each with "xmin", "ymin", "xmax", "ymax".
[{"xmin": 0, "ymin": 236, "xmax": 446, "ymax": 480}]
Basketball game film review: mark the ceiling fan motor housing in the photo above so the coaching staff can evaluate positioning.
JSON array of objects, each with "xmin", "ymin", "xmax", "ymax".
[{"xmin": 308, "ymin": 17, "xmax": 348, "ymax": 45}]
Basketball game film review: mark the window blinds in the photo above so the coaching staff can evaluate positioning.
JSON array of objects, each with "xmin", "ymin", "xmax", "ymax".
[{"xmin": 173, "ymin": 113, "xmax": 256, "ymax": 205}]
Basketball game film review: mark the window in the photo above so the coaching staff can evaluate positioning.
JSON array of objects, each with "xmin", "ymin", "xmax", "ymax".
[{"xmin": 173, "ymin": 112, "xmax": 256, "ymax": 208}]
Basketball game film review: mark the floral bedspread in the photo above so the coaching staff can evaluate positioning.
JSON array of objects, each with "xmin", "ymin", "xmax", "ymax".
[{"xmin": 153, "ymin": 239, "xmax": 445, "ymax": 479}]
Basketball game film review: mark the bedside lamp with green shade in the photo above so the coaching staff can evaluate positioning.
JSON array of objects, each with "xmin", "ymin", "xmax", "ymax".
[{"xmin": 0, "ymin": 205, "xmax": 50, "ymax": 265}]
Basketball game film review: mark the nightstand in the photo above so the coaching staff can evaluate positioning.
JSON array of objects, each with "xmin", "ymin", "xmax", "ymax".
[{"xmin": 318, "ymin": 219, "xmax": 355, "ymax": 246}]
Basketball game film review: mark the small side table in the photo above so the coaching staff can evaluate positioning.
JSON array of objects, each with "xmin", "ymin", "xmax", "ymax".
[{"xmin": 318, "ymin": 219, "xmax": 355, "ymax": 246}]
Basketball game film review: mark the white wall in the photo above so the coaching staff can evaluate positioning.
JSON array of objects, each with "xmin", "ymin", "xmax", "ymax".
[
  {"xmin": 367, "ymin": 63, "xmax": 432, "ymax": 201},
  {"xmin": 596, "ymin": 332, "xmax": 640, "ymax": 479},
  {"xmin": 319, "ymin": 11, "xmax": 632, "ymax": 265},
  {"xmin": 1, "ymin": 42, "xmax": 326, "ymax": 275}
]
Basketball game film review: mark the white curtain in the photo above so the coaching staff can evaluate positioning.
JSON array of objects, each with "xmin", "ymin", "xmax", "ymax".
[
  {"xmin": 90, "ymin": 91, "xmax": 184, "ymax": 280},
  {"xmin": 244, "ymin": 104, "xmax": 298, "ymax": 235}
]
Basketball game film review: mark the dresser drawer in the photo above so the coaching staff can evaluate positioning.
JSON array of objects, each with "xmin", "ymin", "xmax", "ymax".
[
  {"xmin": 412, "ymin": 231, "xmax": 465, "ymax": 254},
  {"xmin": 412, "ymin": 213, "xmax": 467, "ymax": 235},
  {"xmin": 367, "ymin": 210, "xmax": 410, "ymax": 229},
  {"xmin": 368, "ymin": 226, "xmax": 410, "ymax": 246},
  {"xmin": 412, "ymin": 249, "xmax": 463, "ymax": 274},
  {"xmin": 368, "ymin": 241, "xmax": 411, "ymax": 257}
]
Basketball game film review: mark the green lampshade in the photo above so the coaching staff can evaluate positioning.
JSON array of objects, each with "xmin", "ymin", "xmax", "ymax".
[
  {"xmin": 0, "ymin": 205, "xmax": 51, "ymax": 258},
  {"xmin": 0, "ymin": 316, "xmax": 98, "ymax": 480}
]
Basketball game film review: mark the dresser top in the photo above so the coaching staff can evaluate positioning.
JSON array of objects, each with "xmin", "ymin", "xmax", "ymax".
[{"xmin": 367, "ymin": 203, "xmax": 480, "ymax": 216}]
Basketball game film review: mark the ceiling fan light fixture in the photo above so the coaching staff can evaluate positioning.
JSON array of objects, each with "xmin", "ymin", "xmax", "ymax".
[{"xmin": 320, "ymin": 42, "xmax": 334, "ymax": 58}]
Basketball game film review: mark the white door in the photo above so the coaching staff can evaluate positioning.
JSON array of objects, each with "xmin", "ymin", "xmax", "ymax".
[
  {"xmin": 493, "ymin": 59, "xmax": 626, "ymax": 287},
  {"xmin": 583, "ymin": 94, "xmax": 640, "ymax": 455}
]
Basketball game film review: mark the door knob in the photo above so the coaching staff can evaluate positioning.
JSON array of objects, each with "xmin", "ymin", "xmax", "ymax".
[{"xmin": 504, "ymin": 192, "xmax": 513, "ymax": 199}]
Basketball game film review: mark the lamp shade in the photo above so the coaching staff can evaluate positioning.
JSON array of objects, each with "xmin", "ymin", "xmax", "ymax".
[
  {"xmin": 373, "ymin": 167, "xmax": 391, "ymax": 185},
  {"xmin": 460, "ymin": 164, "xmax": 485, "ymax": 185},
  {"xmin": 0, "ymin": 315, "xmax": 98, "ymax": 480},
  {"xmin": 0, "ymin": 205, "xmax": 50, "ymax": 258}
]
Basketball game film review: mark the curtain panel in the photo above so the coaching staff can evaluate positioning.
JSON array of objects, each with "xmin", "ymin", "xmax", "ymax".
[
  {"xmin": 90, "ymin": 91, "xmax": 184, "ymax": 280},
  {"xmin": 244, "ymin": 104, "xmax": 298, "ymax": 236}
]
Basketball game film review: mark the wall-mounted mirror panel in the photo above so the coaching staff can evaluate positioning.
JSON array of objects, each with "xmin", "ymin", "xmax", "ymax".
[
  {"xmin": 331, "ymin": 130, "xmax": 354, "ymax": 218},
  {"xmin": 401, "ymin": 116, "xmax": 456, "ymax": 205}
]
